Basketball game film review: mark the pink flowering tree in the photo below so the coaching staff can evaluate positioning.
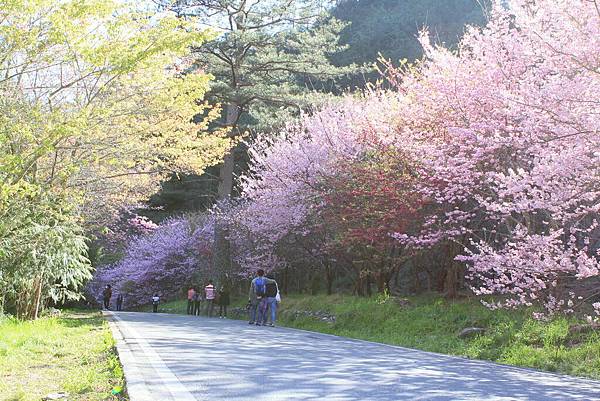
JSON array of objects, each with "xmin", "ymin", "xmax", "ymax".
[
  {"xmin": 384, "ymin": 0, "xmax": 600, "ymax": 314},
  {"xmin": 89, "ymin": 215, "xmax": 214, "ymax": 307},
  {"xmin": 234, "ymin": 93, "xmax": 413, "ymax": 292},
  {"xmin": 233, "ymin": 0, "xmax": 600, "ymax": 315}
]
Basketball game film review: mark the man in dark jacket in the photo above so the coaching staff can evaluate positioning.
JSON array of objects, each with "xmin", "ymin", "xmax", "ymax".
[
  {"xmin": 193, "ymin": 289, "xmax": 202, "ymax": 316},
  {"xmin": 262, "ymin": 275, "xmax": 279, "ymax": 327},
  {"xmin": 102, "ymin": 285, "xmax": 112, "ymax": 309},
  {"xmin": 218, "ymin": 284, "xmax": 230, "ymax": 318},
  {"xmin": 116, "ymin": 293, "xmax": 124, "ymax": 311}
]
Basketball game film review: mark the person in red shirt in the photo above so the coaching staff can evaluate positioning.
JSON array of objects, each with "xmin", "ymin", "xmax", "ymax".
[
  {"xmin": 204, "ymin": 280, "xmax": 216, "ymax": 317},
  {"xmin": 187, "ymin": 287, "xmax": 196, "ymax": 315}
]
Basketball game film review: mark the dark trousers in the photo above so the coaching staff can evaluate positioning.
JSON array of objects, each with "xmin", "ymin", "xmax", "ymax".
[
  {"xmin": 205, "ymin": 299, "xmax": 214, "ymax": 317},
  {"xmin": 103, "ymin": 297, "xmax": 110, "ymax": 309},
  {"xmin": 187, "ymin": 300, "xmax": 194, "ymax": 314},
  {"xmin": 152, "ymin": 303, "xmax": 158, "ymax": 313},
  {"xmin": 116, "ymin": 301, "xmax": 122, "ymax": 311},
  {"xmin": 219, "ymin": 304, "xmax": 228, "ymax": 317},
  {"xmin": 193, "ymin": 301, "xmax": 201, "ymax": 316}
]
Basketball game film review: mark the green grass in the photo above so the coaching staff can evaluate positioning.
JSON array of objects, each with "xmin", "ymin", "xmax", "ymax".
[
  {"xmin": 152, "ymin": 293, "xmax": 600, "ymax": 379},
  {"xmin": 0, "ymin": 311, "xmax": 127, "ymax": 401}
]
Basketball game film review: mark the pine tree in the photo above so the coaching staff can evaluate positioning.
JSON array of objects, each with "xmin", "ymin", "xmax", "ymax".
[{"xmin": 160, "ymin": 0, "xmax": 361, "ymax": 272}]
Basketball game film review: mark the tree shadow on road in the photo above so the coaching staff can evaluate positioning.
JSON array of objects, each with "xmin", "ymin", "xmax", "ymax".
[{"xmin": 114, "ymin": 312, "xmax": 600, "ymax": 401}]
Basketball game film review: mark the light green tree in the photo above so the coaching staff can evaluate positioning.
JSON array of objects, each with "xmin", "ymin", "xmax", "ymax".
[{"xmin": 0, "ymin": 0, "xmax": 230, "ymax": 317}]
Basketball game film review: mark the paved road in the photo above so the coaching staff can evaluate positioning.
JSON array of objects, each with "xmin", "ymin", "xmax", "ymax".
[{"xmin": 106, "ymin": 311, "xmax": 600, "ymax": 401}]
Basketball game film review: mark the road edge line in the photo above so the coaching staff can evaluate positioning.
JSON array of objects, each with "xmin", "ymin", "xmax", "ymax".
[
  {"xmin": 105, "ymin": 311, "xmax": 197, "ymax": 401},
  {"xmin": 103, "ymin": 311, "xmax": 156, "ymax": 401}
]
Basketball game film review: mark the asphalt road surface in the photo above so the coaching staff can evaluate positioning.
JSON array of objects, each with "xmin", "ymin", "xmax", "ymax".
[{"xmin": 106, "ymin": 311, "xmax": 600, "ymax": 401}]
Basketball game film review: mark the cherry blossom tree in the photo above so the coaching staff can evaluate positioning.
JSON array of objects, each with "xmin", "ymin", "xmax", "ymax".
[
  {"xmin": 387, "ymin": 0, "xmax": 600, "ymax": 313},
  {"xmin": 89, "ymin": 216, "xmax": 214, "ymax": 307},
  {"xmin": 235, "ymin": 0, "xmax": 600, "ymax": 314}
]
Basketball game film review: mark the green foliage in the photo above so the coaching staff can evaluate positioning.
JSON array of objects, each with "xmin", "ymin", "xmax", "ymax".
[
  {"xmin": 0, "ymin": 0, "xmax": 229, "ymax": 224},
  {"xmin": 0, "ymin": 0, "xmax": 231, "ymax": 318},
  {"xmin": 0, "ymin": 184, "xmax": 92, "ymax": 318},
  {"xmin": 0, "ymin": 311, "xmax": 126, "ymax": 400},
  {"xmin": 330, "ymin": 0, "xmax": 489, "ymax": 87},
  {"xmin": 168, "ymin": 0, "xmax": 362, "ymax": 131},
  {"xmin": 141, "ymin": 170, "xmax": 221, "ymax": 222}
]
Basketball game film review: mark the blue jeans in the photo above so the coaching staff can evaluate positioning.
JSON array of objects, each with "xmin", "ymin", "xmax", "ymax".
[
  {"xmin": 259, "ymin": 298, "xmax": 269, "ymax": 323},
  {"xmin": 249, "ymin": 299, "xmax": 260, "ymax": 322},
  {"xmin": 263, "ymin": 297, "xmax": 277, "ymax": 324},
  {"xmin": 250, "ymin": 298, "xmax": 268, "ymax": 323}
]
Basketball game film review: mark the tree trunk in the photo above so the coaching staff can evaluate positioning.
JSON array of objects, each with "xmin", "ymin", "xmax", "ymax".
[
  {"xmin": 325, "ymin": 263, "xmax": 334, "ymax": 295},
  {"xmin": 445, "ymin": 264, "xmax": 459, "ymax": 299},
  {"xmin": 282, "ymin": 266, "xmax": 289, "ymax": 295},
  {"xmin": 435, "ymin": 268, "xmax": 446, "ymax": 292},
  {"xmin": 366, "ymin": 273, "xmax": 373, "ymax": 297},
  {"xmin": 354, "ymin": 272, "xmax": 364, "ymax": 296},
  {"xmin": 444, "ymin": 242, "xmax": 462, "ymax": 299},
  {"xmin": 33, "ymin": 276, "xmax": 43, "ymax": 320},
  {"xmin": 212, "ymin": 104, "xmax": 240, "ymax": 274},
  {"xmin": 375, "ymin": 271, "xmax": 391, "ymax": 294},
  {"xmin": 310, "ymin": 272, "xmax": 319, "ymax": 295}
]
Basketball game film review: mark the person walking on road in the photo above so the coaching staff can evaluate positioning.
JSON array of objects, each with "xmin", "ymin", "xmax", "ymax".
[
  {"xmin": 102, "ymin": 285, "xmax": 112, "ymax": 310},
  {"xmin": 187, "ymin": 286, "xmax": 196, "ymax": 315},
  {"xmin": 248, "ymin": 269, "xmax": 275, "ymax": 325},
  {"xmin": 205, "ymin": 281, "xmax": 216, "ymax": 317},
  {"xmin": 193, "ymin": 289, "xmax": 202, "ymax": 316},
  {"xmin": 152, "ymin": 293, "xmax": 160, "ymax": 313},
  {"xmin": 262, "ymin": 275, "xmax": 279, "ymax": 327},
  {"xmin": 218, "ymin": 284, "xmax": 230, "ymax": 318},
  {"xmin": 116, "ymin": 293, "xmax": 124, "ymax": 311}
]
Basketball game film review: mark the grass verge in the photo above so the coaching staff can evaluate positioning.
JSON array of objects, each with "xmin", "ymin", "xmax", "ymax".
[
  {"xmin": 0, "ymin": 310, "xmax": 127, "ymax": 401},
  {"xmin": 147, "ymin": 293, "xmax": 600, "ymax": 379}
]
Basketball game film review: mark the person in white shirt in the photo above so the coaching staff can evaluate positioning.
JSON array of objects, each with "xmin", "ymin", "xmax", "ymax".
[
  {"xmin": 204, "ymin": 281, "xmax": 216, "ymax": 317},
  {"xmin": 152, "ymin": 293, "xmax": 160, "ymax": 313}
]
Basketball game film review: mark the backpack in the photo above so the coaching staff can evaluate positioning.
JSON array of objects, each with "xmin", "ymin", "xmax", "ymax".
[
  {"xmin": 255, "ymin": 277, "xmax": 266, "ymax": 298},
  {"xmin": 265, "ymin": 282, "xmax": 277, "ymax": 298}
]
